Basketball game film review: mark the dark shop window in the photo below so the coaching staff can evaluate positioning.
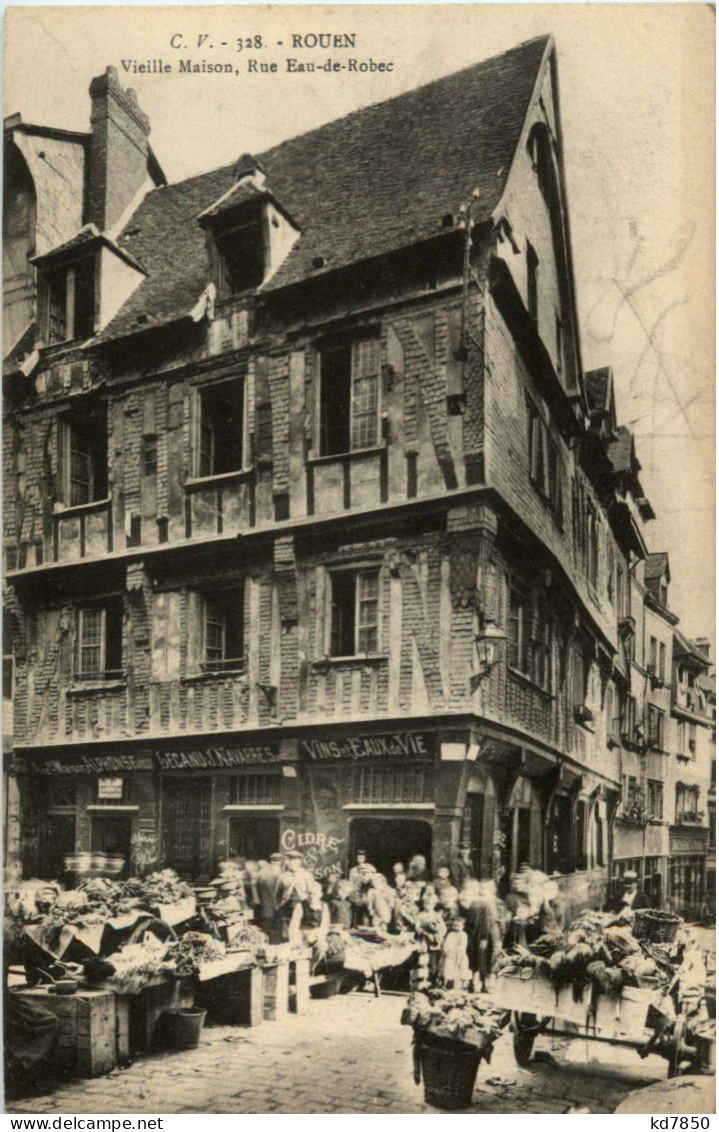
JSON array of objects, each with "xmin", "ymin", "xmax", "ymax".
[
  {"xmin": 354, "ymin": 763, "xmax": 429, "ymax": 804},
  {"xmin": 229, "ymin": 774, "xmax": 281, "ymax": 805}
]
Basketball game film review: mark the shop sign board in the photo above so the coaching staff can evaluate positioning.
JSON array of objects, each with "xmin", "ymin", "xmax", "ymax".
[
  {"xmin": 97, "ymin": 777, "xmax": 124, "ymax": 800},
  {"xmin": 154, "ymin": 744, "xmax": 282, "ymax": 770},
  {"xmin": 299, "ymin": 731, "xmax": 434, "ymax": 761},
  {"xmin": 29, "ymin": 753, "xmax": 142, "ymax": 775}
]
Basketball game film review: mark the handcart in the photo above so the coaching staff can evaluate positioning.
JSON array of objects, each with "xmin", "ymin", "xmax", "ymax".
[{"xmin": 492, "ymin": 966, "xmax": 701, "ymax": 1078}]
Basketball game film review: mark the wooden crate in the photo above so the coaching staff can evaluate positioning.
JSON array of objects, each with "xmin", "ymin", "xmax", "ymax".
[
  {"xmin": 289, "ymin": 956, "xmax": 311, "ymax": 1015},
  {"xmin": 261, "ymin": 961, "xmax": 289, "ymax": 1022},
  {"xmin": 196, "ymin": 966, "xmax": 263, "ymax": 1027},
  {"xmin": 11, "ymin": 987, "xmax": 129, "ymax": 1079}
]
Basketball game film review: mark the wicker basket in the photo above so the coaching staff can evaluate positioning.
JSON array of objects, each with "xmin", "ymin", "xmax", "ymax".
[
  {"xmin": 632, "ymin": 910, "xmax": 681, "ymax": 944},
  {"xmin": 414, "ymin": 1031, "xmax": 482, "ymax": 1110}
]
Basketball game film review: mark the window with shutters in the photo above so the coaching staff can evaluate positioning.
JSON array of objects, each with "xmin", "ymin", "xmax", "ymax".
[
  {"xmin": 75, "ymin": 599, "xmax": 123, "ymax": 680},
  {"xmin": 194, "ymin": 376, "xmax": 246, "ymax": 478},
  {"xmin": 62, "ymin": 406, "xmax": 108, "ymax": 507},
  {"xmin": 329, "ymin": 569, "xmax": 380, "ymax": 656},
  {"xmin": 507, "ymin": 586, "xmax": 552, "ymax": 692},
  {"xmin": 318, "ymin": 335, "xmax": 381, "ymax": 456}
]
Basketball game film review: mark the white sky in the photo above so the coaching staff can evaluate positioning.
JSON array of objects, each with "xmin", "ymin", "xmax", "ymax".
[{"xmin": 4, "ymin": 3, "xmax": 715, "ymax": 646}]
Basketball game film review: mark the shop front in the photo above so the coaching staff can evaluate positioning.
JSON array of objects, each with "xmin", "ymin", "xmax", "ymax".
[{"xmin": 669, "ymin": 825, "xmax": 709, "ymax": 921}]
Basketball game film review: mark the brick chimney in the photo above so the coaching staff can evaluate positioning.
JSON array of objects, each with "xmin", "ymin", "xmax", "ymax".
[{"xmin": 87, "ymin": 66, "xmax": 151, "ymax": 232}]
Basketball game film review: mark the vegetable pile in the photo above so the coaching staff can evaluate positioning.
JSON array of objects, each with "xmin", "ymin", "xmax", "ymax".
[
  {"xmin": 165, "ymin": 932, "xmax": 226, "ymax": 975},
  {"xmin": 493, "ymin": 909, "xmax": 688, "ymax": 1003},
  {"xmin": 102, "ymin": 937, "xmax": 170, "ymax": 995},
  {"xmin": 403, "ymin": 988, "xmax": 507, "ymax": 1050}
]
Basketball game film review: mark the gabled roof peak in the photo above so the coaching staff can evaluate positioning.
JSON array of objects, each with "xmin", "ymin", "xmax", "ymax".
[{"xmin": 235, "ymin": 152, "xmax": 266, "ymax": 181}]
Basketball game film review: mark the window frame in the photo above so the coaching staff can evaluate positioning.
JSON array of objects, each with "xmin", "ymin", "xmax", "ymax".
[
  {"xmin": 648, "ymin": 779, "xmax": 664, "ymax": 820},
  {"xmin": 201, "ymin": 585, "xmax": 245, "ymax": 673},
  {"xmin": 61, "ymin": 406, "xmax": 108, "ymax": 508},
  {"xmin": 318, "ymin": 334, "xmax": 382, "ymax": 458},
  {"xmin": 527, "ymin": 242, "xmax": 539, "ymax": 322},
  {"xmin": 215, "ymin": 213, "xmax": 266, "ymax": 296},
  {"xmin": 75, "ymin": 601, "xmax": 123, "ymax": 682},
  {"xmin": 327, "ymin": 567, "xmax": 381, "ymax": 658},
  {"xmin": 42, "ymin": 254, "xmax": 97, "ymax": 345},
  {"xmin": 647, "ymin": 703, "xmax": 665, "ymax": 751},
  {"xmin": 193, "ymin": 374, "xmax": 249, "ymax": 481}
]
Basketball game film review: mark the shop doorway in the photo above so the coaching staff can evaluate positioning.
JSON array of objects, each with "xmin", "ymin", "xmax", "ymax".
[
  {"xmin": 91, "ymin": 814, "xmax": 132, "ymax": 873},
  {"xmin": 348, "ymin": 817, "xmax": 432, "ymax": 879},
  {"xmin": 228, "ymin": 815, "xmax": 279, "ymax": 861},
  {"xmin": 163, "ymin": 777, "xmax": 212, "ymax": 878},
  {"xmin": 41, "ymin": 813, "xmax": 75, "ymax": 880}
]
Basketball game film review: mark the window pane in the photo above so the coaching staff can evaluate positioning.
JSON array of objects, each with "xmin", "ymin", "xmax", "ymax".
[
  {"xmin": 357, "ymin": 572, "xmax": 379, "ymax": 653},
  {"xmin": 350, "ymin": 339, "xmax": 380, "ymax": 450},
  {"xmin": 79, "ymin": 608, "xmax": 103, "ymax": 676}
]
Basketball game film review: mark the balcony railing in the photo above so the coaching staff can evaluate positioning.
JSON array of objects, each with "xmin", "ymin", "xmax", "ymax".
[{"xmin": 676, "ymin": 810, "xmax": 705, "ymax": 826}]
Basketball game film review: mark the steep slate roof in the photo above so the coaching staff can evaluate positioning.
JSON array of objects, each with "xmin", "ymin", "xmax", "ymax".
[
  {"xmin": 98, "ymin": 35, "xmax": 550, "ymax": 343},
  {"xmin": 645, "ymin": 552, "xmax": 670, "ymax": 584}
]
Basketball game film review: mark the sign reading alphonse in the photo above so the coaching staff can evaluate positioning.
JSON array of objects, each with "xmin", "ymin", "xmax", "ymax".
[{"xmin": 299, "ymin": 732, "xmax": 434, "ymax": 761}]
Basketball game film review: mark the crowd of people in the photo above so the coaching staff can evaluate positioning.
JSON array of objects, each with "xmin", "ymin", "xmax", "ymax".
[{"xmin": 210, "ymin": 843, "xmax": 573, "ymax": 992}]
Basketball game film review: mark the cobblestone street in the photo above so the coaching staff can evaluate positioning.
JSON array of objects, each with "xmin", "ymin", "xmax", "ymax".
[{"xmin": 8, "ymin": 991, "xmax": 672, "ymax": 1115}]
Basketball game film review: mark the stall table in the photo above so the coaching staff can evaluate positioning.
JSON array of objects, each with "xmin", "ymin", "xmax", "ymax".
[{"xmin": 195, "ymin": 954, "xmax": 263, "ymax": 1027}]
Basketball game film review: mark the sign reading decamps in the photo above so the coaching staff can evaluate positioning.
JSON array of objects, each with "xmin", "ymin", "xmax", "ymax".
[
  {"xmin": 299, "ymin": 732, "xmax": 434, "ymax": 761},
  {"xmin": 154, "ymin": 744, "xmax": 282, "ymax": 770},
  {"xmin": 97, "ymin": 777, "xmax": 124, "ymax": 800}
]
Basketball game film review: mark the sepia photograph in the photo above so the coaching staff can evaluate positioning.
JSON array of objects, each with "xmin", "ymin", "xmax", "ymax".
[{"xmin": 2, "ymin": 3, "xmax": 715, "ymax": 1117}]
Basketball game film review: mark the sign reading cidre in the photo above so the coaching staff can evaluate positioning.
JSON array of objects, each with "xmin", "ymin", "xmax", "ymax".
[{"xmin": 300, "ymin": 732, "xmax": 433, "ymax": 761}]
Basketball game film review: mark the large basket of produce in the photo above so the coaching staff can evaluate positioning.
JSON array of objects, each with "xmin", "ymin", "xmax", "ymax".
[
  {"xmin": 633, "ymin": 911, "xmax": 681, "ymax": 945},
  {"xmin": 414, "ymin": 1030, "xmax": 482, "ymax": 1110}
]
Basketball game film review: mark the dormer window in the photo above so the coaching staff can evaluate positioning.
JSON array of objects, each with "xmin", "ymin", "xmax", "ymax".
[
  {"xmin": 216, "ymin": 212, "xmax": 265, "ymax": 295},
  {"xmin": 44, "ymin": 255, "xmax": 96, "ymax": 343}
]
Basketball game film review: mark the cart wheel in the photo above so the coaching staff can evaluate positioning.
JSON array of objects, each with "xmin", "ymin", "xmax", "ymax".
[
  {"xmin": 126, "ymin": 917, "xmax": 177, "ymax": 946},
  {"xmin": 667, "ymin": 1013, "xmax": 687, "ymax": 1079},
  {"xmin": 512, "ymin": 1012, "xmax": 539, "ymax": 1067}
]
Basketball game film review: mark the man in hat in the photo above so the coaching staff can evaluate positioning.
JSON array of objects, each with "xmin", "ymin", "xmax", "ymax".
[
  {"xmin": 349, "ymin": 850, "xmax": 369, "ymax": 888},
  {"xmin": 451, "ymin": 842, "xmax": 475, "ymax": 889},
  {"xmin": 607, "ymin": 870, "xmax": 651, "ymax": 914},
  {"xmin": 277, "ymin": 850, "xmax": 313, "ymax": 941},
  {"xmin": 256, "ymin": 852, "xmax": 284, "ymax": 942}
]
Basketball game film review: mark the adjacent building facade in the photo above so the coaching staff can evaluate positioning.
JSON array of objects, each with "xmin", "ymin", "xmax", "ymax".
[{"xmin": 3, "ymin": 41, "xmax": 713, "ymax": 917}]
